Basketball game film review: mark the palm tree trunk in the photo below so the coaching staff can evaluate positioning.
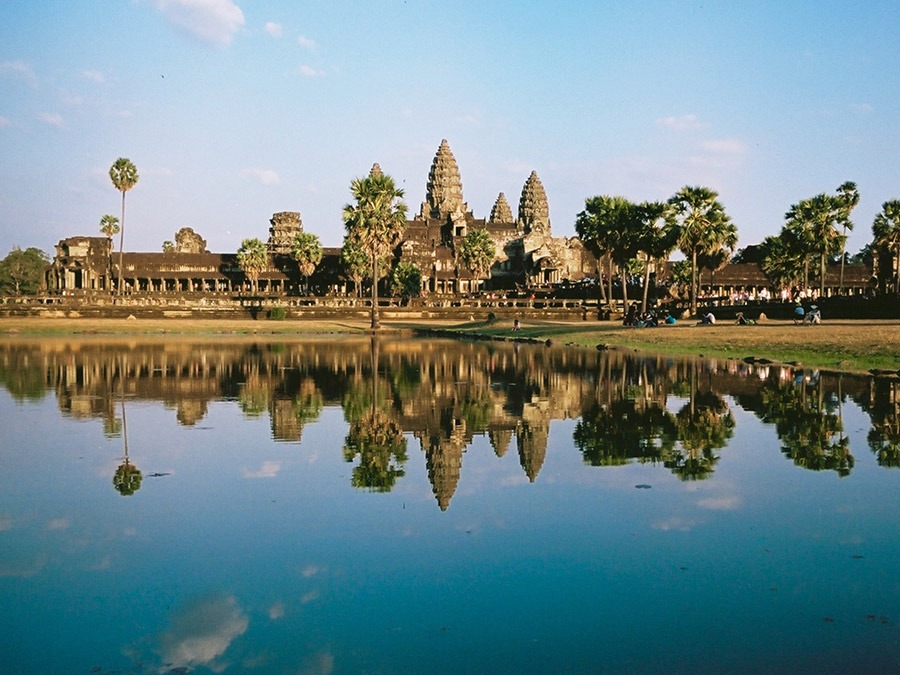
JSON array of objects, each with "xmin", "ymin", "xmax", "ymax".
[
  {"xmin": 370, "ymin": 251, "xmax": 380, "ymax": 330},
  {"xmin": 117, "ymin": 191, "xmax": 125, "ymax": 295},
  {"xmin": 691, "ymin": 249, "xmax": 699, "ymax": 317},
  {"xmin": 641, "ymin": 256, "xmax": 651, "ymax": 314}
]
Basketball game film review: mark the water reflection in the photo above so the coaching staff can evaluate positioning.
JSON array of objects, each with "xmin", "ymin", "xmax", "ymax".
[{"xmin": 0, "ymin": 337, "xmax": 897, "ymax": 507}]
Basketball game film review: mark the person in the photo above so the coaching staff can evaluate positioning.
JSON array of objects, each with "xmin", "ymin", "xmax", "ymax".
[
  {"xmin": 735, "ymin": 311, "xmax": 755, "ymax": 325},
  {"xmin": 512, "ymin": 318, "xmax": 521, "ymax": 331},
  {"xmin": 700, "ymin": 311, "xmax": 716, "ymax": 325},
  {"xmin": 806, "ymin": 306, "xmax": 821, "ymax": 324},
  {"xmin": 664, "ymin": 313, "xmax": 677, "ymax": 325},
  {"xmin": 793, "ymin": 304, "xmax": 806, "ymax": 324}
]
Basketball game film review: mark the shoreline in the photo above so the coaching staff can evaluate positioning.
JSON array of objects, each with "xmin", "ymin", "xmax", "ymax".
[{"xmin": 2, "ymin": 315, "xmax": 900, "ymax": 376}]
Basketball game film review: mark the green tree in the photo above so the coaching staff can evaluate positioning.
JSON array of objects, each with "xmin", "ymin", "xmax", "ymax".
[
  {"xmin": 873, "ymin": 199, "xmax": 900, "ymax": 294},
  {"xmin": 389, "ymin": 261, "xmax": 422, "ymax": 301},
  {"xmin": 236, "ymin": 238, "xmax": 268, "ymax": 293},
  {"xmin": 634, "ymin": 201, "xmax": 677, "ymax": 313},
  {"xmin": 0, "ymin": 246, "xmax": 49, "ymax": 295},
  {"xmin": 162, "ymin": 240, "xmax": 175, "ymax": 253},
  {"xmin": 99, "ymin": 214, "xmax": 120, "ymax": 242},
  {"xmin": 668, "ymin": 186, "xmax": 736, "ymax": 316},
  {"xmin": 291, "ymin": 231, "xmax": 323, "ymax": 294},
  {"xmin": 759, "ymin": 234, "xmax": 803, "ymax": 292},
  {"xmin": 835, "ymin": 181, "xmax": 859, "ymax": 293},
  {"xmin": 784, "ymin": 193, "xmax": 844, "ymax": 299},
  {"xmin": 575, "ymin": 195, "xmax": 641, "ymax": 309},
  {"xmin": 340, "ymin": 235, "xmax": 370, "ymax": 298},
  {"xmin": 459, "ymin": 228, "xmax": 496, "ymax": 290},
  {"xmin": 342, "ymin": 164, "xmax": 408, "ymax": 330},
  {"xmin": 109, "ymin": 157, "xmax": 139, "ymax": 295}
]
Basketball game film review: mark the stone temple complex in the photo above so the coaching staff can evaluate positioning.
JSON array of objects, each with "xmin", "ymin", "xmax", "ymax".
[{"xmin": 45, "ymin": 140, "xmax": 594, "ymax": 297}]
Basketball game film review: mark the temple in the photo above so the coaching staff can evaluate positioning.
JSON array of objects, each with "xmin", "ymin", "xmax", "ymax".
[{"xmin": 45, "ymin": 140, "xmax": 594, "ymax": 297}]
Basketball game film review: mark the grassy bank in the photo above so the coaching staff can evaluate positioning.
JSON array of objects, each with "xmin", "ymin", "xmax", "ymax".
[
  {"xmin": 2, "ymin": 315, "xmax": 900, "ymax": 374},
  {"xmin": 414, "ymin": 317, "xmax": 900, "ymax": 375}
]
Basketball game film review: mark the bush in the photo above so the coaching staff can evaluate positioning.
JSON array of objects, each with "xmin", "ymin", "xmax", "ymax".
[{"xmin": 268, "ymin": 307, "xmax": 286, "ymax": 320}]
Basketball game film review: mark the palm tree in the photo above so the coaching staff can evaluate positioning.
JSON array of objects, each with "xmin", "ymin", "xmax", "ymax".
[
  {"xmin": 836, "ymin": 181, "xmax": 859, "ymax": 293},
  {"xmin": 342, "ymin": 165, "xmax": 408, "ymax": 330},
  {"xmin": 459, "ymin": 228, "xmax": 496, "ymax": 292},
  {"xmin": 109, "ymin": 157, "xmax": 139, "ymax": 295},
  {"xmin": 236, "ymin": 238, "xmax": 268, "ymax": 293},
  {"xmin": 785, "ymin": 194, "xmax": 843, "ymax": 299},
  {"xmin": 99, "ymin": 214, "xmax": 119, "ymax": 241},
  {"xmin": 634, "ymin": 201, "xmax": 677, "ymax": 313},
  {"xmin": 575, "ymin": 195, "xmax": 639, "ymax": 311},
  {"xmin": 873, "ymin": 199, "xmax": 900, "ymax": 294},
  {"xmin": 340, "ymin": 235, "xmax": 369, "ymax": 299},
  {"xmin": 759, "ymin": 234, "xmax": 804, "ymax": 293},
  {"xmin": 668, "ymin": 186, "xmax": 736, "ymax": 316},
  {"xmin": 290, "ymin": 231, "xmax": 323, "ymax": 295}
]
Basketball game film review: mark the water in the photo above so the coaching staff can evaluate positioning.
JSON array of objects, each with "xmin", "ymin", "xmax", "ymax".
[{"xmin": 0, "ymin": 337, "xmax": 898, "ymax": 674}]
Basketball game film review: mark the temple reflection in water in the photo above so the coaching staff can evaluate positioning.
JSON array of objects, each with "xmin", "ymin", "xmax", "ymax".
[{"xmin": 1, "ymin": 337, "xmax": 896, "ymax": 509}]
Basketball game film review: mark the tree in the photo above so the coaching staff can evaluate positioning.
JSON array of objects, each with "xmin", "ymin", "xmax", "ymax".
[
  {"xmin": 389, "ymin": 262, "xmax": 422, "ymax": 301},
  {"xmin": 340, "ymin": 235, "xmax": 369, "ymax": 298},
  {"xmin": 784, "ymin": 193, "xmax": 844, "ymax": 299},
  {"xmin": 459, "ymin": 228, "xmax": 496, "ymax": 290},
  {"xmin": 873, "ymin": 199, "xmax": 900, "ymax": 294},
  {"xmin": 759, "ymin": 235, "xmax": 803, "ymax": 292},
  {"xmin": 342, "ymin": 165, "xmax": 408, "ymax": 330},
  {"xmin": 99, "ymin": 214, "xmax": 120, "ymax": 242},
  {"xmin": 236, "ymin": 238, "xmax": 268, "ymax": 293},
  {"xmin": 634, "ymin": 201, "xmax": 677, "ymax": 313},
  {"xmin": 668, "ymin": 186, "xmax": 736, "ymax": 316},
  {"xmin": 0, "ymin": 246, "xmax": 49, "ymax": 295},
  {"xmin": 109, "ymin": 157, "xmax": 139, "ymax": 295},
  {"xmin": 575, "ymin": 195, "xmax": 641, "ymax": 309},
  {"xmin": 291, "ymin": 231, "xmax": 323, "ymax": 294},
  {"xmin": 835, "ymin": 181, "xmax": 859, "ymax": 293},
  {"xmin": 162, "ymin": 240, "xmax": 175, "ymax": 253}
]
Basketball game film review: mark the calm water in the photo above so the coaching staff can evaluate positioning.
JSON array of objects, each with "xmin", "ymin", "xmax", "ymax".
[{"xmin": 0, "ymin": 337, "xmax": 898, "ymax": 674}]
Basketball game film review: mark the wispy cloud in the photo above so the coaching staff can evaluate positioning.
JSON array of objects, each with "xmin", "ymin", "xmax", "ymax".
[
  {"xmin": 81, "ymin": 69, "xmax": 106, "ymax": 84},
  {"xmin": 297, "ymin": 35, "xmax": 317, "ymax": 51},
  {"xmin": 159, "ymin": 595, "xmax": 249, "ymax": 670},
  {"xmin": 850, "ymin": 102, "xmax": 873, "ymax": 114},
  {"xmin": 242, "ymin": 460, "xmax": 281, "ymax": 478},
  {"xmin": 46, "ymin": 517, "xmax": 70, "ymax": 530},
  {"xmin": 0, "ymin": 59, "xmax": 37, "ymax": 86},
  {"xmin": 241, "ymin": 167, "xmax": 281, "ymax": 185},
  {"xmin": 152, "ymin": 0, "xmax": 245, "ymax": 46},
  {"xmin": 652, "ymin": 516, "xmax": 696, "ymax": 532},
  {"xmin": 264, "ymin": 22, "xmax": 282, "ymax": 38},
  {"xmin": 0, "ymin": 116, "xmax": 11, "ymax": 128},
  {"xmin": 38, "ymin": 112, "xmax": 64, "ymax": 128},
  {"xmin": 298, "ymin": 64, "xmax": 324, "ymax": 78},
  {"xmin": 696, "ymin": 496, "xmax": 741, "ymax": 510},
  {"xmin": 657, "ymin": 113, "xmax": 702, "ymax": 131}
]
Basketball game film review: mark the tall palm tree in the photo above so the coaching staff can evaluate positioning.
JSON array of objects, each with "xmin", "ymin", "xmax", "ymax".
[
  {"xmin": 759, "ymin": 234, "xmax": 804, "ymax": 293},
  {"xmin": 634, "ymin": 201, "xmax": 677, "ymax": 313},
  {"xmin": 873, "ymin": 199, "xmax": 900, "ymax": 294},
  {"xmin": 668, "ymin": 186, "xmax": 736, "ymax": 316},
  {"xmin": 575, "ymin": 195, "xmax": 639, "ymax": 311},
  {"xmin": 109, "ymin": 157, "xmax": 139, "ymax": 295},
  {"xmin": 342, "ymin": 165, "xmax": 408, "ymax": 330},
  {"xmin": 291, "ymin": 231, "xmax": 323, "ymax": 295},
  {"xmin": 836, "ymin": 181, "xmax": 859, "ymax": 293},
  {"xmin": 785, "ymin": 194, "xmax": 842, "ymax": 299},
  {"xmin": 236, "ymin": 238, "xmax": 269, "ymax": 293},
  {"xmin": 340, "ymin": 235, "xmax": 369, "ymax": 299}
]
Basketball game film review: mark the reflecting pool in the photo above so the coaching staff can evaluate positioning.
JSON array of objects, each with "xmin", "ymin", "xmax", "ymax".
[{"xmin": 0, "ymin": 337, "xmax": 898, "ymax": 674}]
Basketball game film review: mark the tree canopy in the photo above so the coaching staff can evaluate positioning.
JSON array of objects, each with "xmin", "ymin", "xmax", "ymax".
[
  {"xmin": 0, "ymin": 246, "xmax": 49, "ymax": 295},
  {"xmin": 236, "ymin": 238, "xmax": 268, "ymax": 293}
]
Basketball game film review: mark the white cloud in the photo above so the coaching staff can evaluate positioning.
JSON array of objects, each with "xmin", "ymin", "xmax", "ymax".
[
  {"xmin": 241, "ymin": 167, "xmax": 281, "ymax": 185},
  {"xmin": 81, "ymin": 69, "xmax": 106, "ymax": 84},
  {"xmin": 0, "ymin": 60, "xmax": 36, "ymax": 86},
  {"xmin": 0, "ymin": 116, "xmax": 11, "ymax": 128},
  {"xmin": 657, "ymin": 114, "xmax": 702, "ymax": 131},
  {"xmin": 297, "ymin": 35, "xmax": 317, "ymax": 51},
  {"xmin": 298, "ymin": 64, "xmax": 323, "ymax": 78},
  {"xmin": 267, "ymin": 602, "xmax": 285, "ymax": 620},
  {"xmin": 242, "ymin": 460, "xmax": 281, "ymax": 478},
  {"xmin": 700, "ymin": 138, "xmax": 747, "ymax": 155},
  {"xmin": 38, "ymin": 112, "xmax": 64, "ymax": 128},
  {"xmin": 159, "ymin": 595, "xmax": 249, "ymax": 669},
  {"xmin": 696, "ymin": 496, "xmax": 741, "ymax": 510},
  {"xmin": 46, "ymin": 517, "xmax": 70, "ymax": 530},
  {"xmin": 264, "ymin": 21, "xmax": 282, "ymax": 38},
  {"xmin": 152, "ymin": 0, "xmax": 245, "ymax": 46}
]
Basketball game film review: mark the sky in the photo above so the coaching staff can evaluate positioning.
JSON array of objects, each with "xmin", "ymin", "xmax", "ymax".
[{"xmin": 1, "ymin": 1, "xmax": 899, "ymax": 257}]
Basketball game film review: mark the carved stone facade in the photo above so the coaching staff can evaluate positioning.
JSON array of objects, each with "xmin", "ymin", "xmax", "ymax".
[
  {"xmin": 174, "ymin": 227, "xmax": 208, "ymax": 254},
  {"xmin": 268, "ymin": 211, "xmax": 303, "ymax": 255}
]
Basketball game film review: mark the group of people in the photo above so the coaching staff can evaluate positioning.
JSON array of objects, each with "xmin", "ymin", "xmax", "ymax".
[
  {"xmin": 793, "ymin": 304, "xmax": 822, "ymax": 324},
  {"xmin": 624, "ymin": 304, "xmax": 677, "ymax": 328}
]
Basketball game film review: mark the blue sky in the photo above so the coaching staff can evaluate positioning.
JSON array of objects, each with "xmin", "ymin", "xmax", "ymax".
[{"xmin": 1, "ymin": 1, "xmax": 898, "ymax": 256}]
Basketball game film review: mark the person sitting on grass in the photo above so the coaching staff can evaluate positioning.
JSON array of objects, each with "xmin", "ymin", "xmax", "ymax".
[
  {"xmin": 700, "ymin": 311, "xmax": 716, "ymax": 325},
  {"xmin": 735, "ymin": 311, "xmax": 756, "ymax": 325},
  {"xmin": 793, "ymin": 304, "xmax": 806, "ymax": 324}
]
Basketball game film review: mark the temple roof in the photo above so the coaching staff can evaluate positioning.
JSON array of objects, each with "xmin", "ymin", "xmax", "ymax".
[
  {"xmin": 421, "ymin": 139, "xmax": 467, "ymax": 221},
  {"xmin": 518, "ymin": 171, "xmax": 550, "ymax": 235},
  {"xmin": 489, "ymin": 192, "xmax": 514, "ymax": 224}
]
